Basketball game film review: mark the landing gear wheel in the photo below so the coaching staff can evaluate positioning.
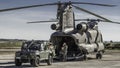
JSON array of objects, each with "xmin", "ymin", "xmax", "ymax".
[
  {"xmin": 15, "ymin": 59, "xmax": 22, "ymax": 66},
  {"xmin": 59, "ymin": 54, "xmax": 67, "ymax": 62},
  {"xmin": 96, "ymin": 52, "xmax": 102, "ymax": 59},
  {"xmin": 83, "ymin": 54, "xmax": 87, "ymax": 60},
  {"xmin": 30, "ymin": 56, "xmax": 40, "ymax": 67},
  {"xmin": 47, "ymin": 54, "xmax": 53, "ymax": 65}
]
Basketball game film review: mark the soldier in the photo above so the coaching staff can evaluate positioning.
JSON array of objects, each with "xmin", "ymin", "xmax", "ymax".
[
  {"xmin": 47, "ymin": 42, "xmax": 55, "ymax": 56},
  {"xmin": 60, "ymin": 42, "xmax": 68, "ymax": 61}
]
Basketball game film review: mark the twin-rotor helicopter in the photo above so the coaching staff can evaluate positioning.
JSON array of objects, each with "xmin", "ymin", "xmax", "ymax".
[{"xmin": 0, "ymin": 1, "xmax": 119, "ymax": 60}]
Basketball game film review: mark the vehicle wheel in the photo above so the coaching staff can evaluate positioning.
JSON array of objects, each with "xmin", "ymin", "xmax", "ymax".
[
  {"xmin": 47, "ymin": 54, "xmax": 53, "ymax": 65},
  {"xmin": 30, "ymin": 56, "xmax": 40, "ymax": 67},
  {"xmin": 15, "ymin": 59, "xmax": 22, "ymax": 66},
  {"xmin": 96, "ymin": 53, "xmax": 102, "ymax": 59},
  {"xmin": 30, "ymin": 59, "xmax": 33, "ymax": 66}
]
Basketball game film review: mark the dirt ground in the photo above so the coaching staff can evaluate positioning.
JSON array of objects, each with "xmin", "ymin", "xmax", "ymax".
[{"xmin": 0, "ymin": 49, "xmax": 120, "ymax": 68}]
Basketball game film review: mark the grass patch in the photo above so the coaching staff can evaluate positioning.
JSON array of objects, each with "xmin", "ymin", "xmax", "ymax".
[{"xmin": 0, "ymin": 41, "xmax": 23, "ymax": 48}]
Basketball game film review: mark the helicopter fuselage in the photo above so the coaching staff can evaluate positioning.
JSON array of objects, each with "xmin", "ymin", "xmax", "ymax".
[
  {"xmin": 0, "ymin": 1, "xmax": 118, "ymax": 61},
  {"xmin": 50, "ymin": 27, "xmax": 104, "ymax": 58},
  {"xmin": 50, "ymin": 4, "xmax": 104, "ymax": 59}
]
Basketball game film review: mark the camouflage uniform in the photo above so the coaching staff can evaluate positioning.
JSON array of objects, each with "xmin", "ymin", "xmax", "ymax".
[
  {"xmin": 47, "ymin": 43, "xmax": 55, "ymax": 56},
  {"xmin": 60, "ymin": 43, "xmax": 68, "ymax": 61}
]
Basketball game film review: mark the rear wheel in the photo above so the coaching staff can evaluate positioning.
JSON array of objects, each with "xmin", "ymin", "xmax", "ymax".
[
  {"xmin": 30, "ymin": 56, "xmax": 40, "ymax": 67},
  {"xmin": 83, "ymin": 54, "xmax": 87, "ymax": 60},
  {"xmin": 47, "ymin": 54, "xmax": 53, "ymax": 65},
  {"xmin": 15, "ymin": 59, "xmax": 22, "ymax": 66},
  {"xmin": 96, "ymin": 52, "xmax": 102, "ymax": 59},
  {"xmin": 59, "ymin": 53, "xmax": 67, "ymax": 62}
]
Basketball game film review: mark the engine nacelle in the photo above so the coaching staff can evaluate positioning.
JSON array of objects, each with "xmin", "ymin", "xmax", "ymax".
[
  {"xmin": 77, "ymin": 22, "xmax": 88, "ymax": 31},
  {"xmin": 51, "ymin": 24, "xmax": 60, "ymax": 30}
]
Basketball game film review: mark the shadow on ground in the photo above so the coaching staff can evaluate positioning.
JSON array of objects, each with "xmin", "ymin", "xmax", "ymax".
[
  {"xmin": 0, "ymin": 60, "xmax": 53, "ymax": 68},
  {"xmin": 0, "ymin": 57, "xmax": 96, "ymax": 68}
]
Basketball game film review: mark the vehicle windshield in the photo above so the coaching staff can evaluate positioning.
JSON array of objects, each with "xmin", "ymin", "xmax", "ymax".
[
  {"xmin": 21, "ymin": 41, "xmax": 31, "ymax": 50},
  {"xmin": 21, "ymin": 41, "xmax": 46, "ymax": 51},
  {"xmin": 29, "ymin": 43, "xmax": 41, "ymax": 50}
]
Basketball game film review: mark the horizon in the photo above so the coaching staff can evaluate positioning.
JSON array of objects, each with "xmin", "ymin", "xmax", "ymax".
[{"xmin": 0, "ymin": 0, "xmax": 120, "ymax": 41}]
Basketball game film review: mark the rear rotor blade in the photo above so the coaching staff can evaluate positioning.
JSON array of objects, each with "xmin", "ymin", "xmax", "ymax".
[
  {"xmin": 72, "ymin": 5, "xmax": 113, "ymax": 22},
  {"xmin": 28, "ymin": 19, "xmax": 120, "ymax": 24},
  {"xmin": 0, "ymin": 3, "xmax": 57, "ymax": 12},
  {"xmin": 27, "ymin": 20, "xmax": 58, "ymax": 24}
]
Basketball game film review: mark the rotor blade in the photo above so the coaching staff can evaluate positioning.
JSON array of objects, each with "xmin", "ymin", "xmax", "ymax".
[
  {"xmin": 0, "ymin": 3, "xmax": 57, "ymax": 12},
  {"xmin": 0, "ymin": 1, "xmax": 116, "ymax": 12},
  {"xmin": 72, "ymin": 5, "xmax": 113, "ymax": 22},
  {"xmin": 109, "ymin": 22, "xmax": 120, "ymax": 24},
  {"xmin": 71, "ymin": 2, "xmax": 116, "ymax": 7},
  {"xmin": 75, "ymin": 19, "xmax": 120, "ymax": 24},
  {"xmin": 75, "ymin": 19, "xmax": 88, "ymax": 21},
  {"xmin": 27, "ymin": 20, "xmax": 57, "ymax": 24},
  {"xmin": 75, "ymin": 19, "xmax": 104, "ymax": 21},
  {"xmin": 100, "ymin": 20, "xmax": 120, "ymax": 24}
]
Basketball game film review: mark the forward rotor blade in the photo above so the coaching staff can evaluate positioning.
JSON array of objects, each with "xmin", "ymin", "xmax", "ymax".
[
  {"xmin": 0, "ymin": 1, "xmax": 116, "ymax": 12},
  {"xmin": 27, "ymin": 20, "xmax": 57, "ymax": 24},
  {"xmin": 0, "ymin": 3, "xmax": 57, "ymax": 12},
  {"xmin": 71, "ymin": 2, "xmax": 116, "ymax": 7},
  {"xmin": 72, "ymin": 5, "xmax": 113, "ymax": 22}
]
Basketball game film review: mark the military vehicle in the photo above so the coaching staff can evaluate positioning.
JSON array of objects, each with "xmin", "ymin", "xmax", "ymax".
[
  {"xmin": 104, "ymin": 41, "xmax": 120, "ymax": 49},
  {"xmin": 0, "ymin": 1, "xmax": 119, "ymax": 61},
  {"xmin": 15, "ymin": 40, "xmax": 54, "ymax": 67}
]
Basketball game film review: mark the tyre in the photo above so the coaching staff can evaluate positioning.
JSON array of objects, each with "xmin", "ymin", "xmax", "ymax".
[
  {"xmin": 96, "ymin": 53, "xmax": 102, "ymax": 59},
  {"xmin": 47, "ymin": 54, "xmax": 53, "ymax": 65},
  {"xmin": 30, "ymin": 59, "xmax": 33, "ymax": 66},
  {"xmin": 15, "ymin": 59, "xmax": 22, "ymax": 66},
  {"xmin": 83, "ymin": 54, "xmax": 87, "ymax": 60},
  {"xmin": 30, "ymin": 56, "xmax": 40, "ymax": 67}
]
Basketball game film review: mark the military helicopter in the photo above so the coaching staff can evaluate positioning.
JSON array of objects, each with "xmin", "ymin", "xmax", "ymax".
[{"xmin": 0, "ymin": 1, "xmax": 120, "ymax": 60}]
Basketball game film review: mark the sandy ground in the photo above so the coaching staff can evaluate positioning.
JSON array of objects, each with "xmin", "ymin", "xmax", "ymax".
[{"xmin": 0, "ymin": 49, "xmax": 120, "ymax": 68}]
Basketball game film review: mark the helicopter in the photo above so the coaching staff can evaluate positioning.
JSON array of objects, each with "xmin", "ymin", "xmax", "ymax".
[{"xmin": 0, "ymin": 1, "xmax": 120, "ymax": 60}]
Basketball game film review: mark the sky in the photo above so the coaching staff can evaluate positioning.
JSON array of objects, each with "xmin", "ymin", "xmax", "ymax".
[{"xmin": 0, "ymin": 0, "xmax": 120, "ymax": 41}]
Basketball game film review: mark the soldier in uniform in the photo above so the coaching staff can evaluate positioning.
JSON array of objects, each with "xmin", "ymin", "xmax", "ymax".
[
  {"xmin": 60, "ymin": 42, "xmax": 68, "ymax": 61},
  {"xmin": 47, "ymin": 42, "xmax": 55, "ymax": 56}
]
